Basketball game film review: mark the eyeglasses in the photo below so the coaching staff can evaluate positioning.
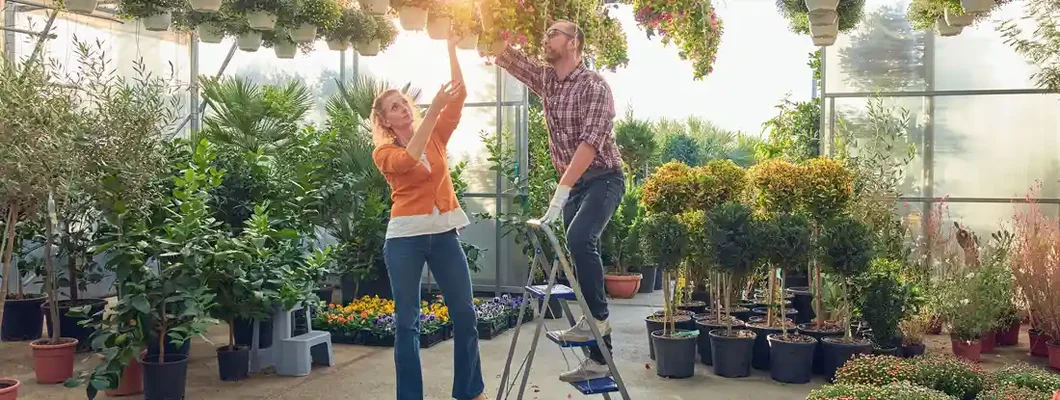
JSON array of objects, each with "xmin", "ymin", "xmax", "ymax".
[{"xmin": 546, "ymin": 28, "xmax": 575, "ymax": 40}]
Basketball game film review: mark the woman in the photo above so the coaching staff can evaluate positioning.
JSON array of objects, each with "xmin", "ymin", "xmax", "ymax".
[{"xmin": 371, "ymin": 34, "xmax": 487, "ymax": 400}]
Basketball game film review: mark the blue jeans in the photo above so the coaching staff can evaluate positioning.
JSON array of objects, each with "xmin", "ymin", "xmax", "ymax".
[{"xmin": 384, "ymin": 229, "xmax": 485, "ymax": 400}]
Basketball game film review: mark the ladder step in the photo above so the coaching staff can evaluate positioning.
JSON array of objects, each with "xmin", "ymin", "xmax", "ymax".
[
  {"xmin": 546, "ymin": 331, "xmax": 597, "ymax": 348},
  {"xmin": 569, "ymin": 377, "xmax": 620, "ymax": 395},
  {"xmin": 526, "ymin": 284, "xmax": 576, "ymax": 300}
]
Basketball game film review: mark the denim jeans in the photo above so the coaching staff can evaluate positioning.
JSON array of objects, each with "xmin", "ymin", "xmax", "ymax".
[
  {"xmin": 562, "ymin": 169, "xmax": 625, "ymax": 363},
  {"xmin": 384, "ymin": 229, "xmax": 485, "ymax": 400}
]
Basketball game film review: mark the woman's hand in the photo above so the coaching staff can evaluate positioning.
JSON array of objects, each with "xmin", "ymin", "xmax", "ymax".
[{"xmin": 431, "ymin": 81, "xmax": 464, "ymax": 109}]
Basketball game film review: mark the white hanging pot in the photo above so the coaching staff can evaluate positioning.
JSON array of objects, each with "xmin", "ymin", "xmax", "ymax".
[
  {"xmin": 427, "ymin": 17, "xmax": 450, "ymax": 40},
  {"xmin": 457, "ymin": 34, "xmax": 478, "ymax": 50},
  {"xmin": 812, "ymin": 35, "xmax": 837, "ymax": 46},
  {"xmin": 274, "ymin": 41, "xmax": 297, "ymax": 59},
  {"xmin": 247, "ymin": 11, "xmax": 278, "ymax": 31},
  {"xmin": 357, "ymin": 39, "xmax": 381, "ymax": 56},
  {"xmin": 142, "ymin": 11, "xmax": 172, "ymax": 32},
  {"xmin": 944, "ymin": 8, "xmax": 974, "ymax": 27},
  {"xmin": 804, "ymin": 0, "xmax": 839, "ymax": 12},
  {"xmin": 237, "ymin": 31, "xmax": 263, "ymax": 52},
  {"xmin": 807, "ymin": 9, "xmax": 838, "ymax": 26},
  {"xmin": 360, "ymin": 0, "xmax": 389, "ymax": 15},
  {"xmin": 65, "ymin": 0, "xmax": 98, "ymax": 14},
  {"xmin": 290, "ymin": 23, "xmax": 318, "ymax": 43},
  {"xmin": 935, "ymin": 16, "xmax": 963, "ymax": 37},
  {"xmin": 197, "ymin": 23, "xmax": 225, "ymax": 43},
  {"xmin": 327, "ymin": 39, "xmax": 350, "ymax": 51},
  {"xmin": 188, "ymin": 0, "xmax": 222, "ymax": 12},
  {"xmin": 399, "ymin": 7, "xmax": 428, "ymax": 31},
  {"xmin": 961, "ymin": 0, "xmax": 993, "ymax": 14},
  {"xmin": 810, "ymin": 22, "xmax": 839, "ymax": 39}
]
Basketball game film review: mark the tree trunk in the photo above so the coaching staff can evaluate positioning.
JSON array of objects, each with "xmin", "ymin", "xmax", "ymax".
[
  {"xmin": 159, "ymin": 301, "xmax": 167, "ymax": 360},
  {"xmin": 45, "ymin": 195, "xmax": 60, "ymax": 344},
  {"xmin": 229, "ymin": 319, "xmax": 235, "ymax": 348},
  {"xmin": 66, "ymin": 244, "xmax": 79, "ymax": 301},
  {"xmin": 1, "ymin": 203, "xmax": 19, "ymax": 310}
]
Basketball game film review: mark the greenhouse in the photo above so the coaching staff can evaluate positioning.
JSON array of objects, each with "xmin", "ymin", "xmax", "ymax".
[{"xmin": 1, "ymin": 0, "xmax": 1059, "ymax": 399}]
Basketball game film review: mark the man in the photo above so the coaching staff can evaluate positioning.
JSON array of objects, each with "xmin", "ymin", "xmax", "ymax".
[{"xmin": 483, "ymin": 18, "xmax": 625, "ymax": 383}]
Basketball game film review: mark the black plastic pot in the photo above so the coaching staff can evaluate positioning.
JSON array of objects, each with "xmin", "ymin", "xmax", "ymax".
[
  {"xmin": 767, "ymin": 333, "xmax": 817, "ymax": 384},
  {"xmin": 747, "ymin": 321, "xmax": 791, "ymax": 370},
  {"xmin": 820, "ymin": 337, "xmax": 873, "ymax": 382},
  {"xmin": 786, "ymin": 287, "xmax": 816, "ymax": 324},
  {"xmin": 901, "ymin": 343, "xmax": 926, "ymax": 358},
  {"xmin": 696, "ymin": 318, "xmax": 744, "ymax": 366},
  {"xmin": 645, "ymin": 314, "xmax": 695, "ymax": 360},
  {"xmin": 539, "ymin": 297, "xmax": 563, "ymax": 319},
  {"xmin": 651, "ymin": 329, "xmax": 697, "ymax": 379},
  {"xmin": 1, "ymin": 294, "xmax": 46, "ymax": 341},
  {"xmin": 730, "ymin": 307, "xmax": 753, "ymax": 322},
  {"xmin": 752, "ymin": 299, "xmax": 793, "ymax": 309},
  {"xmin": 709, "ymin": 329, "xmax": 756, "ymax": 378},
  {"xmin": 677, "ymin": 301, "xmax": 707, "ymax": 315},
  {"xmin": 234, "ymin": 317, "xmax": 273, "ymax": 349},
  {"xmin": 42, "ymin": 298, "xmax": 106, "ymax": 353},
  {"xmin": 785, "ymin": 273, "xmax": 809, "ymax": 288},
  {"xmin": 654, "ymin": 268, "xmax": 664, "ymax": 290},
  {"xmin": 340, "ymin": 259, "xmax": 391, "ymax": 304},
  {"xmin": 645, "ymin": 317, "xmax": 664, "ymax": 360},
  {"xmin": 314, "ymin": 284, "xmax": 336, "ymax": 304},
  {"xmin": 143, "ymin": 352, "xmax": 189, "ymax": 400},
  {"xmin": 797, "ymin": 322, "xmax": 844, "ymax": 375},
  {"xmin": 872, "ymin": 345, "xmax": 900, "ymax": 357},
  {"xmin": 216, "ymin": 345, "xmax": 249, "ymax": 381},
  {"xmin": 751, "ymin": 307, "xmax": 798, "ymax": 322},
  {"xmin": 638, "ymin": 267, "xmax": 656, "ymax": 293}
]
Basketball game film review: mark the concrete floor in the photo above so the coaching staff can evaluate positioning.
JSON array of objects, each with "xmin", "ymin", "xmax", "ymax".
[{"xmin": 2, "ymin": 292, "xmax": 1049, "ymax": 400}]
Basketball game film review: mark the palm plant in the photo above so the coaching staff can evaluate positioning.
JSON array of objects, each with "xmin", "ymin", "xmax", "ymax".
[{"xmin": 199, "ymin": 76, "xmax": 313, "ymax": 155}]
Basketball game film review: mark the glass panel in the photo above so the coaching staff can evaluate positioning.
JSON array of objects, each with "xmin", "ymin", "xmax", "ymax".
[
  {"xmin": 833, "ymin": 96, "xmax": 927, "ymax": 197},
  {"xmin": 356, "ymin": 18, "xmax": 499, "ymax": 104},
  {"xmin": 940, "ymin": 202, "xmax": 1060, "ymax": 240},
  {"xmin": 502, "ymin": 70, "xmax": 526, "ymax": 102},
  {"xmin": 825, "ymin": 0, "xmax": 928, "ymax": 94},
  {"xmin": 449, "ymin": 106, "xmax": 504, "ymax": 194},
  {"xmin": 933, "ymin": 94, "xmax": 1060, "ymax": 199},
  {"xmin": 933, "ymin": 2, "xmax": 1041, "ymax": 91},
  {"xmin": 462, "ymin": 198, "xmax": 499, "ymax": 286}
]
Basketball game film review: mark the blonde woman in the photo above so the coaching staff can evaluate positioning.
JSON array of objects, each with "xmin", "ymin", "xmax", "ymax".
[{"xmin": 370, "ymin": 35, "xmax": 487, "ymax": 400}]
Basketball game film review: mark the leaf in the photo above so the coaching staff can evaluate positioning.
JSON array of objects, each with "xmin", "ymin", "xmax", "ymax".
[{"xmin": 130, "ymin": 295, "xmax": 151, "ymax": 314}]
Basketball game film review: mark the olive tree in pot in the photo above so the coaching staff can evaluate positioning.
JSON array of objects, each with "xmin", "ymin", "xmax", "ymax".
[
  {"xmin": 815, "ymin": 214, "xmax": 874, "ymax": 382},
  {"xmin": 639, "ymin": 212, "xmax": 692, "ymax": 378},
  {"xmin": 858, "ymin": 259, "xmax": 918, "ymax": 357},
  {"xmin": 757, "ymin": 213, "xmax": 817, "ymax": 384},
  {"xmin": 706, "ymin": 203, "xmax": 759, "ymax": 378}
]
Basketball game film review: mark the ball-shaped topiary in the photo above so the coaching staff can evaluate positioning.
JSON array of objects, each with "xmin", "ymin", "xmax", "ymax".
[
  {"xmin": 749, "ymin": 158, "xmax": 805, "ymax": 214},
  {"xmin": 707, "ymin": 203, "xmax": 757, "ymax": 274},
  {"xmin": 641, "ymin": 161, "xmax": 696, "ymax": 215},
  {"xmin": 817, "ymin": 214, "xmax": 874, "ymax": 278},
  {"xmin": 800, "ymin": 157, "xmax": 855, "ymax": 222},
  {"xmin": 639, "ymin": 212, "xmax": 689, "ymax": 271},
  {"xmin": 756, "ymin": 212, "xmax": 812, "ymax": 273},
  {"xmin": 692, "ymin": 159, "xmax": 747, "ymax": 212}
]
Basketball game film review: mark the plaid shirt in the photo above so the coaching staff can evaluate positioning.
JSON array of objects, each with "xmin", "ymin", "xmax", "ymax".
[{"xmin": 495, "ymin": 46, "xmax": 623, "ymax": 174}]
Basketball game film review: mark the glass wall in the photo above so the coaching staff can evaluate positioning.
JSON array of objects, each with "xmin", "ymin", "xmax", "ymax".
[{"xmin": 821, "ymin": 0, "xmax": 1060, "ymax": 243}]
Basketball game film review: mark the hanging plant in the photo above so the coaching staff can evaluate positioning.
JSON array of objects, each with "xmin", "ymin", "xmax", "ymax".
[
  {"xmin": 261, "ymin": 29, "xmax": 309, "ymax": 58},
  {"xmin": 172, "ymin": 8, "xmax": 240, "ymax": 43},
  {"xmin": 450, "ymin": 1, "xmax": 482, "ymax": 49},
  {"xmin": 632, "ymin": 0, "xmax": 721, "ymax": 79},
  {"xmin": 284, "ymin": 0, "xmax": 343, "ymax": 43},
  {"xmin": 373, "ymin": 15, "xmax": 399, "ymax": 52},
  {"xmin": 426, "ymin": 1, "xmax": 453, "ymax": 40},
  {"xmin": 393, "ymin": 0, "xmax": 432, "ymax": 31},
  {"xmin": 117, "ymin": 0, "xmax": 182, "ymax": 31},
  {"xmin": 776, "ymin": 0, "xmax": 866, "ymax": 37},
  {"xmin": 323, "ymin": 8, "xmax": 363, "ymax": 51},
  {"xmin": 906, "ymin": 0, "xmax": 1010, "ymax": 32},
  {"xmin": 230, "ymin": 0, "xmax": 293, "ymax": 31}
]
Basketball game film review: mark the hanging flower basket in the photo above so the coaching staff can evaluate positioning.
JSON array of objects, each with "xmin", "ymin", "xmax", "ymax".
[
  {"xmin": 65, "ymin": 0, "xmax": 98, "ymax": 14},
  {"xmin": 247, "ymin": 11, "xmax": 278, "ymax": 31},
  {"xmin": 810, "ymin": 22, "xmax": 838, "ymax": 39},
  {"xmin": 237, "ymin": 31, "xmax": 263, "ymax": 52},
  {"xmin": 188, "ymin": 0, "xmax": 223, "ymax": 12},
  {"xmin": 808, "ymin": 9, "xmax": 838, "ymax": 26},
  {"xmin": 197, "ymin": 23, "xmax": 225, "ymax": 43},
  {"xmin": 944, "ymin": 8, "xmax": 974, "ymax": 27},
  {"xmin": 427, "ymin": 17, "xmax": 450, "ymax": 40},
  {"xmin": 327, "ymin": 39, "xmax": 350, "ymax": 51},
  {"xmin": 142, "ymin": 11, "xmax": 173, "ymax": 32},
  {"xmin": 399, "ymin": 7, "xmax": 428, "ymax": 31},
  {"xmin": 290, "ymin": 24, "xmax": 318, "ymax": 43},
  {"xmin": 357, "ymin": 39, "xmax": 381, "ymax": 56},
  {"xmin": 812, "ymin": 35, "xmax": 837, "ymax": 46},
  {"xmin": 804, "ymin": 0, "xmax": 839, "ymax": 13},
  {"xmin": 935, "ymin": 16, "xmax": 963, "ymax": 37},
  {"xmin": 961, "ymin": 0, "xmax": 993, "ymax": 14},
  {"xmin": 274, "ymin": 41, "xmax": 297, "ymax": 59},
  {"xmin": 360, "ymin": 0, "xmax": 390, "ymax": 15},
  {"xmin": 457, "ymin": 34, "xmax": 478, "ymax": 50}
]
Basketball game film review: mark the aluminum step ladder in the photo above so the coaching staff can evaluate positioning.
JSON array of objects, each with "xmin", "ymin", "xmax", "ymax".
[{"xmin": 496, "ymin": 219, "xmax": 632, "ymax": 400}]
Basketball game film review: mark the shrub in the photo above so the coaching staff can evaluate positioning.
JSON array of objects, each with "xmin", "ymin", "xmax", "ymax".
[
  {"xmin": 748, "ymin": 158, "xmax": 804, "ymax": 214},
  {"xmin": 911, "ymin": 355, "xmax": 986, "ymax": 400},
  {"xmin": 757, "ymin": 212, "xmax": 811, "ymax": 273},
  {"xmin": 975, "ymin": 385, "xmax": 1053, "ymax": 400},
  {"xmin": 677, "ymin": 209, "xmax": 709, "ymax": 271},
  {"xmin": 988, "ymin": 363, "xmax": 1060, "ymax": 394},
  {"xmin": 859, "ymin": 263, "xmax": 917, "ymax": 349},
  {"xmin": 807, "ymin": 382, "xmax": 956, "ymax": 400},
  {"xmin": 801, "ymin": 157, "xmax": 855, "ymax": 222},
  {"xmin": 707, "ymin": 203, "xmax": 757, "ymax": 274},
  {"xmin": 639, "ymin": 212, "xmax": 688, "ymax": 271},
  {"xmin": 833, "ymin": 355, "xmax": 919, "ymax": 387},
  {"xmin": 693, "ymin": 159, "xmax": 747, "ymax": 211},
  {"xmin": 641, "ymin": 161, "xmax": 696, "ymax": 215}
]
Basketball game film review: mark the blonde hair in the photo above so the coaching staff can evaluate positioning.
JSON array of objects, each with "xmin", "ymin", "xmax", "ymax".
[{"xmin": 371, "ymin": 89, "xmax": 423, "ymax": 147}]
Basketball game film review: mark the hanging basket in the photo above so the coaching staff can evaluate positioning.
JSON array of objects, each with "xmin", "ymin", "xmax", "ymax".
[
  {"xmin": 457, "ymin": 34, "xmax": 478, "ymax": 50},
  {"xmin": 188, "ymin": 0, "xmax": 222, "ymax": 12},
  {"xmin": 812, "ymin": 35, "xmax": 837, "ymax": 47},
  {"xmin": 327, "ymin": 39, "xmax": 350, "ymax": 51},
  {"xmin": 935, "ymin": 16, "xmax": 963, "ymax": 37},
  {"xmin": 944, "ymin": 8, "xmax": 974, "ymax": 27},
  {"xmin": 961, "ymin": 0, "xmax": 993, "ymax": 14},
  {"xmin": 237, "ymin": 31, "xmax": 263, "ymax": 52},
  {"xmin": 360, "ymin": 0, "xmax": 389, "ymax": 15},
  {"xmin": 427, "ymin": 17, "xmax": 450, "ymax": 40},
  {"xmin": 290, "ymin": 24, "xmax": 318, "ymax": 43},
  {"xmin": 274, "ymin": 42, "xmax": 297, "ymax": 59},
  {"xmin": 399, "ymin": 7, "xmax": 428, "ymax": 31},
  {"xmin": 65, "ymin": 0, "xmax": 98, "ymax": 14},
  {"xmin": 142, "ymin": 11, "xmax": 172, "ymax": 32},
  {"xmin": 805, "ymin": 0, "xmax": 839, "ymax": 25},
  {"xmin": 808, "ymin": 9, "xmax": 838, "ymax": 26},
  {"xmin": 247, "ymin": 11, "xmax": 277, "ymax": 31},
  {"xmin": 357, "ymin": 39, "xmax": 381, "ymax": 56},
  {"xmin": 804, "ymin": 0, "xmax": 839, "ymax": 12},
  {"xmin": 810, "ymin": 23, "xmax": 838, "ymax": 39},
  {"xmin": 197, "ymin": 24, "xmax": 225, "ymax": 43}
]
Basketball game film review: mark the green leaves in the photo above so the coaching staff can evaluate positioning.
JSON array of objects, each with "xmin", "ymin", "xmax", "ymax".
[
  {"xmin": 817, "ymin": 214, "xmax": 874, "ymax": 278},
  {"xmin": 706, "ymin": 203, "xmax": 757, "ymax": 273},
  {"xmin": 639, "ymin": 212, "xmax": 688, "ymax": 271}
]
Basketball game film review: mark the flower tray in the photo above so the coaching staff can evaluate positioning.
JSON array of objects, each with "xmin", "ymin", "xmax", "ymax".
[
  {"xmin": 329, "ymin": 330, "xmax": 362, "ymax": 345},
  {"xmin": 363, "ymin": 332, "xmax": 396, "ymax": 347},
  {"xmin": 420, "ymin": 329, "xmax": 446, "ymax": 349},
  {"xmin": 507, "ymin": 313, "xmax": 520, "ymax": 329},
  {"xmin": 478, "ymin": 316, "xmax": 509, "ymax": 340}
]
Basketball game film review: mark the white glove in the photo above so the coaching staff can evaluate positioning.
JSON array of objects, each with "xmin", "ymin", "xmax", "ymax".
[{"xmin": 540, "ymin": 185, "xmax": 571, "ymax": 224}]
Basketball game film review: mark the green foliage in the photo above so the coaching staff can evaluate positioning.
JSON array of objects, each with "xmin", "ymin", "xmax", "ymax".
[
  {"xmin": 631, "ymin": 0, "xmax": 723, "ymax": 79},
  {"xmin": 638, "ymin": 213, "xmax": 688, "ymax": 271},
  {"xmin": 757, "ymin": 97, "xmax": 820, "ymax": 163},
  {"xmin": 859, "ymin": 261, "xmax": 918, "ymax": 348},
  {"xmin": 976, "ymin": 385, "xmax": 1054, "ymax": 400},
  {"xmin": 748, "ymin": 158, "xmax": 804, "ymax": 214},
  {"xmin": 676, "ymin": 209, "xmax": 709, "ymax": 269},
  {"xmin": 640, "ymin": 161, "xmax": 696, "ymax": 216},
  {"xmin": 988, "ymin": 363, "xmax": 1060, "ymax": 395},
  {"xmin": 116, "ymin": 0, "xmax": 184, "ymax": 19},
  {"xmin": 999, "ymin": 0, "xmax": 1060, "ymax": 92},
  {"xmin": 800, "ymin": 157, "xmax": 855, "ymax": 222},
  {"xmin": 290, "ymin": 0, "xmax": 344, "ymax": 30},
  {"xmin": 614, "ymin": 108, "xmax": 657, "ymax": 178},
  {"xmin": 831, "ymin": 354, "xmax": 987, "ymax": 400},
  {"xmin": 807, "ymin": 382, "xmax": 955, "ymax": 400},
  {"xmin": 818, "ymin": 214, "xmax": 874, "ymax": 278},
  {"xmin": 693, "ymin": 160, "xmax": 747, "ymax": 212},
  {"xmin": 777, "ymin": 0, "xmax": 867, "ymax": 35},
  {"xmin": 833, "ymin": 355, "xmax": 920, "ymax": 387},
  {"xmin": 906, "ymin": 0, "xmax": 1001, "ymax": 31},
  {"xmin": 601, "ymin": 182, "xmax": 644, "ymax": 273},
  {"xmin": 756, "ymin": 213, "xmax": 811, "ymax": 273},
  {"xmin": 937, "ymin": 229, "xmax": 1014, "ymax": 340},
  {"xmin": 658, "ymin": 132, "xmax": 701, "ymax": 167},
  {"xmin": 706, "ymin": 203, "xmax": 757, "ymax": 274},
  {"xmin": 913, "ymin": 355, "xmax": 987, "ymax": 399}
]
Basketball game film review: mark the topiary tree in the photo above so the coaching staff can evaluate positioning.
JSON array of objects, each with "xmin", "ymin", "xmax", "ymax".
[
  {"xmin": 749, "ymin": 158, "xmax": 805, "ymax": 215},
  {"xmin": 640, "ymin": 161, "xmax": 696, "ymax": 216},
  {"xmin": 756, "ymin": 213, "xmax": 812, "ymax": 330},
  {"xmin": 694, "ymin": 159, "xmax": 747, "ymax": 212},
  {"xmin": 800, "ymin": 157, "xmax": 855, "ymax": 327},
  {"xmin": 639, "ymin": 212, "xmax": 689, "ymax": 333},
  {"xmin": 817, "ymin": 214, "xmax": 874, "ymax": 339},
  {"xmin": 676, "ymin": 209, "xmax": 708, "ymax": 305},
  {"xmin": 707, "ymin": 203, "xmax": 757, "ymax": 333}
]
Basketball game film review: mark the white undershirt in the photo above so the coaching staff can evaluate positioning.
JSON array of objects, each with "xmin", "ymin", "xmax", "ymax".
[{"xmin": 385, "ymin": 153, "xmax": 470, "ymax": 239}]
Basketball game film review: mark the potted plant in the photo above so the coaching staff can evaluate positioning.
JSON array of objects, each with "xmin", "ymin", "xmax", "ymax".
[
  {"xmin": 62, "ymin": 0, "xmax": 99, "ymax": 14},
  {"xmin": 189, "ymin": 0, "xmax": 222, "ymax": 12},
  {"xmin": 358, "ymin": 15, "xmax": 397, "ymax": 56},
  {"xmin": 172, "ymin": 8, "xmax": 239, "ymax": 44},
  {"xmin": 231, "ymin": 0, "xmax": 289, "ymax": 31},
  {"xmin": 287, "ymin": 0, "xmax": 343, "ymax": 43},
  {"xmin": 939, "ymin": 229, "xmax": 1011, "ymax": 363},
  {"xmin": 323, "ymin": 8, "xmax": 360, "ymax": 51},
  {"xmin": 359, "ymin": 0, "xmax": 390, "ymax": 15},
  {"xmin": 1011, "ymin": 192, "xmax": 1060, "ymax": 367},
  {"xmin": 899, "ymin": 310, "xmax": 930, "ymax": 358},
  {"xmin": 776, "ymin": 0, "xmax": 865, "ymax": 46},
  {"xmin": 676, "ymin": 209, "xmax": 708, "ymax": 310},
  {"xmin": 263, "ymin": 30, "xmax": 299, "ymax": 58},
  {"xmin": 117, "ymin": 0, "xmax": 178, "ymax": 31},
  {"xmin": 631, "ymin": 0, "xmax": 722, "ymax": 79},
  {"xmin": 449, "ymin": 1, "xmax": 481, "ymax": 50},
  {"xmin": 816, "ymin": 214, "xmax": 874, "ymax": 382},
  {"xmin": 236, "ymin": 25, "xmax": 264, "ymax": 52},
  {"xmin": 0, "ymin": 379, "xmax": 18, "ymax": 399},
  {"xmin": 394, "ymin": 0, "xmax": 431, "ymax": 31},
  {"xmin": 602, "ymin": 184, "xmax": 644, "ymax": 299},
  {"xmin": 639, "ymin": 212, "xmax": 692, "ymax": 378},
  {"xmin": 30, "ymin": 195, "xmax": 80, "ymax": 385},
  {"xmin": 995, "ymin": 303, "xmax": 1022, "ymax": 347},
  {"xmin": 704, "ymin": 203, "xmax": 759, "ymax": 378},
  {"xmin": 425, "ymin": 1, "xmax": 451, "ymax": 40},
  {"xmin": 859, "ymin": 259, "xmax": 917, "ymax": 357},
  {"xmin": 906, "ymin": 0, "xmax": 1002, "ymax": 34}
]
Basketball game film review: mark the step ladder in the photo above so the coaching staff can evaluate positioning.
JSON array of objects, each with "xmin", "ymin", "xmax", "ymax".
[{"xmin": 496, "ymin": 219, "xmax": 632, "ymax": 400}]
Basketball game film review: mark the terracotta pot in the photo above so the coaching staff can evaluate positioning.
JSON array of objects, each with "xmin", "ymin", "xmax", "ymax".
[
  {"xmin": 30, "ymin": 338, "xmax": 78, "ymax": 384},
  {"xmin": 604, "ymin": 274, "xmax": 642, "ymax": 299},
  {"xmin": 950, "ymin": 335, "xmax": 981, "ymax": 362},
  {"xmin": 1049, "ymin": 340, "xmax": 1060, "ymax": 371},
  {"xmin": 995, "ymin": 322, "xmax": 1020, "ymax": 346},
  {"xmin": 104, "ymin": 355, "xmax": 143, "ymax": 397},
  {"xmin": 980, "ymin": 331, "xmax": 996, "ymax": 353},
  {"xmin": 0, "ymin": 378, "xmax": 19, "ymax": 400},
  {"xmin": 1030, "ymin": 329, "xmax": 1051, "ymax": 357}
]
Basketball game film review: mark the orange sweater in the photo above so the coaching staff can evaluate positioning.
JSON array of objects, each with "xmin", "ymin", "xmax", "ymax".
[{"xmin": 372, "ymin": 94, "xmax": 466, "ymax": 218}]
